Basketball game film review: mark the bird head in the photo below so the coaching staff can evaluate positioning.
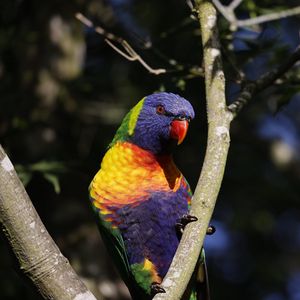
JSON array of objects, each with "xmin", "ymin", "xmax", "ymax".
[{"xmin": 111, "ymin": 92, "xmax": 195, "ymax": 154}]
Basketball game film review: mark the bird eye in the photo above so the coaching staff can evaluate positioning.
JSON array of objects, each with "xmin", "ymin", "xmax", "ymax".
[{"xmin": 156, "ymin": 105, "xmax": 165, "ymax": 115}]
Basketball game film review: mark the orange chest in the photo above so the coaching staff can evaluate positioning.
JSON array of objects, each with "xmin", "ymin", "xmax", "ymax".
[{"xmin": 90, "ymin": 142, "xmax": 183, "ymax": 207}]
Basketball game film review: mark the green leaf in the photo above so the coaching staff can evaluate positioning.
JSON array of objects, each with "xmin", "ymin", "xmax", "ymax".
[
  {"xmin": 29, "ymin": 161, "xmax": 66, "ymax": 173},
  {"xmin": 43, "ymin": 173, "xmax": 61, "ymax": 194}
]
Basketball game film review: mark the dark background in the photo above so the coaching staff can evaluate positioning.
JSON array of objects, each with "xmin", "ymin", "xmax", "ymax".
[{"xmin": 1, "ymin": 0, "xmax": 300, "ymax": 299}]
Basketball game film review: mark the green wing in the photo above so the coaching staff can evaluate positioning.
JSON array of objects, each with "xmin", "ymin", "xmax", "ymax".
[
  {"xmin": 90, "ymin": 202, "xmax": 131, "ymax": 280},
  {"xmin": 90, "ymin": 201, "xmax": 151, "ymax": 300},
  {"xmin": 195, "ymin": 248, "xmax": 210, "ymax": 300}
]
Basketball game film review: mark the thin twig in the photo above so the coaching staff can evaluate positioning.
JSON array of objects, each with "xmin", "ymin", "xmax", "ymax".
[
  {"xmin": 77, "ymin": 12, "xmax": 204, "ymax": 78},
  {"xmin": 75, "ymin": 13, "xmax": 122, "ymax": 42},
  {"xmin": 236, "ymin": 5, "xmax": 300, "ymax": 27},
  {"xmin": 228, "ymin": 45, "xmax": 300, "ymax": 116},
  {"xmin": 212, "ymin": 0, "xmax": 236, "ymax": 22},
  {"xmin": 104, "ymin": 39, "xmax": 135, "ymax": 61},
  {"xmin": 75, "ymin": 13, "xmax": 166, "ymax": 75},
  {"xmin": 212, "ymin": 2, "xmax": 300, "ymax": 30}
]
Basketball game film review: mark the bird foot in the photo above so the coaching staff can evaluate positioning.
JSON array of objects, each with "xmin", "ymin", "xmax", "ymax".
[
  {"xmin": 176, "ymin": 214, "xmax": 198, "ymax": 233},
  {"xmin": 206, "ymin": 225, "xmax": 216, "ymax": 235},
  {"xmin": 151, "ymin": 282, "xmax": 166, "ymax": 296}
]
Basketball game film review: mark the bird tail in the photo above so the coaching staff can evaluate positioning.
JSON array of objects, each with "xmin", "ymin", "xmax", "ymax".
[
  {"xmin": 195, "ymin": 248, "xmax": 210, "ymax": 300},
  {"xmin": 182, "ymin": 248, "xmax": 210, "ymax": 300}
]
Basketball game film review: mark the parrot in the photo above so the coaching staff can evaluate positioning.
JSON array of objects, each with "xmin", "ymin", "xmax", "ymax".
[{"xmin": 89, "ymin": 92, "xmax": 210, "ymax": 300}]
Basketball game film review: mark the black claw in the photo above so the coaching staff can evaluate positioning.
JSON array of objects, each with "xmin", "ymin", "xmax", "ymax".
[
  {"xmin": 151, "ymin": 282, "xmax": 166, "ymax": 296},
  {"xmin": 206, "ymin": 225, "xmax": 216, "ymax": 235},
  {"xmin": 181, "ymin": 214, "xmax": 198, "ymax": 226},
  {"xmin": 175, "ymin": 222, "xmax": 184, "ymax": 234},
  {"xmin": 176, "ymin": 214, "xmax": 198, "ymax": 235}
]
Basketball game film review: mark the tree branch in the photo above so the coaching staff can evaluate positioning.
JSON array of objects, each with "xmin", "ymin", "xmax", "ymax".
[
  {"xmin": 236, "ymin": 5, "xmax": 300, "ymax": 27},
  {"xmin": 75, "ymin": 13, "xmax": 166, "ymax": 75},
  {"xmin": 0, "ymin": 145, "xmax": 99, "ymax": 300},
  {"xmin": 153, "ymin": 1, "xmax": 231, "ymax": 299},
  {"xmin": 212, "ymin": 0, "xmax": 236, "ymax": 23},
  {"xmin": 228, "ymin": 45, "xmax": 300, "ymax": 116},
  {"xmin": 212, "ymin": 1, "xmax": 300, "ymax": 30}
]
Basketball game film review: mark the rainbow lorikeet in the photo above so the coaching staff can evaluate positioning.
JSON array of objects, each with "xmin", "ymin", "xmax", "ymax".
[{"xmin": 89, "ymin": 92, "xmax": 209, "ymax": 300}]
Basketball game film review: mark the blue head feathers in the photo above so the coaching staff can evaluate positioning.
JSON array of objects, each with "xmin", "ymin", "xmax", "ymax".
[
  {"xmin": 131, "ymin": 92, "xmax": 194, "ymax": 154},
  {"xmin": 111, "ymin": 92, "xmax": 195, "ymax": 154}
]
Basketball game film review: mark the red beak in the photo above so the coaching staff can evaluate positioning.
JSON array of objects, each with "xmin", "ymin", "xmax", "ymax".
[{"xmin": 170, "ymin": 119, "xmax": 189, "ymax": 145}]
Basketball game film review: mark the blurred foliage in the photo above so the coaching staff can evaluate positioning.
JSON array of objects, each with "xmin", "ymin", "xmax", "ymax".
[
  {"xmin": 16, "ymin": 161, "xmax": 66, "ymax": 192},
  {"xmin": 0, "ymin": 0, "xmax": 300, "ymax": 300}
]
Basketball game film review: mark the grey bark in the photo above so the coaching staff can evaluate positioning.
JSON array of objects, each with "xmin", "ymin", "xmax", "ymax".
[
  {"xmin": 153, "ymin": 1, "xmax": 231, "ymax": 299},
  {"xmin": 0, "ymin": 145, "xmax": 98, "ymax": 300}
]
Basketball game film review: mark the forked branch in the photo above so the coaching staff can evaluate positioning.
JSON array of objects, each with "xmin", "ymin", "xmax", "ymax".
[
  {"xmin": 212, "ymin": 1, "xmax": 300, "ymax": 30},
  {"xmin": 75, "ymin": 13, "xmax": 166, "ymax": 75}
]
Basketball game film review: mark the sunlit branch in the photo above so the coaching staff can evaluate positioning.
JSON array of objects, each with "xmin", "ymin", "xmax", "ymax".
[
  {"xmin": 211, "ymin": 2, "xmax": 300, "ymax": 30},
  {"xmin": 75, "ymin": 13, "xmax": 166, "ymax": 75},
  {"xmin": 76, "ymin": 12, "xmax": 205, "ymax": 79},
  {"xmin": 236, "ymin": 6, "xmax": 300, "ymax": 27},
  {"xmin": 212, "ymin": 0, "xmax": 236, "ymax": 23}
]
